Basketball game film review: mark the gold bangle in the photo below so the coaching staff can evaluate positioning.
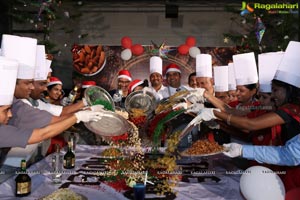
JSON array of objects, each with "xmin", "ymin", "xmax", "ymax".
[{"xmin": 227, "ymin": 114, "xmax": 232, "ymax": 125}]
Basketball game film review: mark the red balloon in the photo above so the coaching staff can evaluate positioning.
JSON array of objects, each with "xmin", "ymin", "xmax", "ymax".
[
  {"xmin": 285, "ymin": 187, "xmax": 300, "ymax": 200},
  {"xmin": 131, "ymin": 44, "xmax": 144, "ymax": 56},
  {"xmin": 185, "ymin": 36, "xmax": 196, "ymax": 47},
  {"xmin": 178, "ymin": 44, "xmax": 189, "ymax": 55},
  {"xmin": 121, "ymin": 36, "xmax": 132, "ymax": 49}
]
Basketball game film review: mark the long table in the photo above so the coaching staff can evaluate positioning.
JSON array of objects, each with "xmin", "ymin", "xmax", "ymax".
[{"xmin": 0, "ymin": 145, "xmax": 244, "ymax": 200}]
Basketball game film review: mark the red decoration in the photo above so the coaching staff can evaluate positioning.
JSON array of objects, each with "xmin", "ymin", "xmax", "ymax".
[
  {"xmin": 177, "ymin": 44, "xmax": 189, "ymax": 55},
  {"xmin": 285, "ymin": 187, "xmax": 300, "ymax": 200},
  {"xmin": 121, "ymin": 36, "xmax": 133, "ymax": 49},
  {"xmin": 185, "ymin": 36, "xmax": 196, "ymax": 47},
  {"xmin": 111, "ymin": 132, "xmax": 129, "ymax": 144},
  {"xmin": 131, "ymin": 44, "xmax": 144, "ymax": 56}
]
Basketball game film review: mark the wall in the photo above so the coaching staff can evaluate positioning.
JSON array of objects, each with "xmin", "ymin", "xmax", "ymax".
[{"xmin": 14, "ymin": 1, "xmax": 242, "ymax": 89}]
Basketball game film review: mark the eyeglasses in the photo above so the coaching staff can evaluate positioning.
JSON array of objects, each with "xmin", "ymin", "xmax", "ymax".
[{"xmin": 118, "ymin": 80, "xmax": 130, "ymax": 84}]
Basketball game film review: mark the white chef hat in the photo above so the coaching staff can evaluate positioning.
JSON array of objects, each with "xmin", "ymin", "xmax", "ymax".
[
  {"xmin": 0, "ymin": 56, "xmax": 19, "ymax": 105},
  {"xmin": 150, "ymin": 56, "xmax": 162, "ymax": 75},
  {"xmin": 1, "ymin": 34, "xmax": 37, "ymax": 79},
  {"xmin": 232, "ymin": 52, "xmax": 258, "ymax": 85},
  {"xmin": 213, "ymin": 65, "xmax": 229, "ymax": 92},
  {"xmin": 46, "ymin": 59, "xmax": 52, "ymax": 73},
  {"xmin": 34, "ymin": 45, "xmax": 49, "ymax": 81},
  {"xmin": 258, "ymin": 52, "xmax": 284, "ymax": 93},
  {"xmin": 228, "ymin": 63, "xmax": 236, "ymax": 91},
  {"xmin": 196, "ymin": 54, "xmax": 212, "ymax": 78},
  {"xmin": 274, "ymin": 41, "xmax": 300, "ymax": 88}
]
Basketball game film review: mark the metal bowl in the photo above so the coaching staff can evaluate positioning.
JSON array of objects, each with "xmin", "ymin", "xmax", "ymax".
[
  {"xmin": 125, "ymin": 90, "xmax": 157, "ymax": 117},
  {"xmin": 84, "ymin": 110, "xmax": 131, "ymax": 136},
  {"xmin": 84, "ymin": 86, "xmax": 115, "ymax": 111}
]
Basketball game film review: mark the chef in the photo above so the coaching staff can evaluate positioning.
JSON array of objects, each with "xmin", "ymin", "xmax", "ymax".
[{"xmin": 0, "ymin": 56, "xmax": 102, "ymax": 168}]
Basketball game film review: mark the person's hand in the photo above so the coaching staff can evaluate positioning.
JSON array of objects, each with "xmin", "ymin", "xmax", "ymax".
[
  {"xmin": 185, "ymin": 103, "xmax": 204, "ymax": 114},
  {"xmin": 197, "ymin": 108, "xmax": 220, "ymax": 121},
  {"xmin": 113, "ymin": 92, "xmax": 122, "ymax": 103},
  {"xmin": 90, "ymin": 104, "xmax": 105, "ymax": 112},
  {"xmin": 172, "ymin": 102, "xmax": 188, "ymax": 110},
  {"xmin": 82, "ymin": 98, "xmax": 88, "ymax": 106},
  {"xmin": 186, "ymin": 88, "xmax": 206, "ymax": 104},
  {"xmin": 74, "ymin": 110, "xmax": 103, "ymax": 123},
  {"xmin": 223, "ymin": 143, "xmax": 243, "ymax": 158}
]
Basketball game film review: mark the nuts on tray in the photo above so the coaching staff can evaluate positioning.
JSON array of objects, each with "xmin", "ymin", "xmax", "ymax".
[{"xmin": 181, "ymin": 140, "xmax": 224, "ymax": 156}]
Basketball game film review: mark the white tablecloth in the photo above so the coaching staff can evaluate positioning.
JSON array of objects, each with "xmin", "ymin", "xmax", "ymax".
[{"xmin": 0, "ymin": 145, "xmax": 243, "ymax": 200}]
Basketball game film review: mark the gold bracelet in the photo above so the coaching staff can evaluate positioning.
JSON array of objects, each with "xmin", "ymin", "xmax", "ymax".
[{"xmin": 227, "ymin": 114, "xmax": 232, "ymax": 125}]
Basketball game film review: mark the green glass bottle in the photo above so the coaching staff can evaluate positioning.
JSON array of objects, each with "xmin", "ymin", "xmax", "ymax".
[
  {"xmin": 15, "ymin": 159, "xmax": 31, "ymax": 197},
  {"xmin": 63, "ymin": 141, "xmax": 75, "ymax": 169}
]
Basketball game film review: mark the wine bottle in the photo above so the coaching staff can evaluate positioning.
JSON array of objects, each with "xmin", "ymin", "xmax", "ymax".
[
  {"xmin": 61, "ymin": 83, "xmax": 81, "ymax": 106},
  {"xmin": 52, "ymin": 144, "xmax": 63, "ymax": 183},
  {"xmin": 15, "ymin": 159, "xmax": 31, "ymax": 197},
  {"xmin": 63, "ymin": 141, "xmax": 75, "ymax": 169}
]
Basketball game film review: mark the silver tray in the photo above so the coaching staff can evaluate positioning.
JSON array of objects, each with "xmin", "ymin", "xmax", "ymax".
[
  {"xmin": 84, "ymin": 86, "xmax": 115, "ymax": 111},
  {"xmin": 125, "ymin": 90, "xmax": 156, "ymax": 116},
  {"xmin": 179, "ymin": 149, "xmax": 225, "ymax": 157},
  {"xmin": 84, "ymin": 111, "xmax": 131, "ymax": 136}
]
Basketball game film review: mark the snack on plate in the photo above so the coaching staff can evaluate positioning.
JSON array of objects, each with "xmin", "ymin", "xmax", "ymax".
[
  {"xmin": 181, "ymin": 140, "xmax": 224, "ymax": 156},
  {"xmin": 72, "ymin": 44, "xmax": 106, "ymax": 75},
  {"xmin": 41, "ymin": 188, "xmax": 83, "ymax": 200},
  {"xmin": 101, "ymin": 147, "xmax": 122, "ymax": 157}
]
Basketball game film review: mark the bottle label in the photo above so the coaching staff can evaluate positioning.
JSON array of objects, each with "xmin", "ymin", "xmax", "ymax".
[
  {"xmin": 16, "ymin": 182, "xmax": 31, "ymax": 194},
  {"xmin": 63, "ymin": 157, "xmax": 75, "ymax": 168}
]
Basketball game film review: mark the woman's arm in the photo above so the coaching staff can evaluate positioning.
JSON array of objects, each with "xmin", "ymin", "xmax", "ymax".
[
  {"xmin": 204, "ymin": 91, "xmax": 228, "ymax": 112},
  {"xmin": 214, "ymin": 110, "xmax": 285, "ymax": 131}
]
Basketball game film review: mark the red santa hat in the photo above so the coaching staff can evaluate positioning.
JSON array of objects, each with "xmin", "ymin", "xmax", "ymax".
[
  {"xmin": 128, "ymin": 79, "xmax": 143, "ymax": 93},
  {"xmin": 165, "ymin": 63, "xmax": 181, "ymax": 74},
  {"xmin": 118, "ymin": 69, "xmax": 132, "ymax": 81},
  {"xmin": 82, "ymin": 80, "xmax": 96, "ymax": 88},
  {"xmin": 47, "ymin": 76, "xmax": 62, "ymax": 86}
]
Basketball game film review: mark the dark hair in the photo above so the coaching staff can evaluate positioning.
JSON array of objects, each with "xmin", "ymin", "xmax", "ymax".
[
  {"xmin": 244, "ymin": 83, "xmax": 258, "ymax": 91},
  {"xmin": 141, "ymin": 79, "xmax": 149, "ymax": 87},
  {"xmin": 188, "ymin": 72, "xmax": 196, "ymax": 82},
  {"xmin": 272, "ymin": 79, "xmax": 300, "ymax": 104},
  {"xmin": 47, "ymin": 84, "xmax": 57, "ymax": 90}
]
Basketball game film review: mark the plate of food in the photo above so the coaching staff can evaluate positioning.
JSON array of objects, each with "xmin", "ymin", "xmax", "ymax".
[
  {"xmin": 179, "ymin": 140, "xmax": 225, "ymax": 157},
  {"xmin": 84, "ymin": 86, "xmax": 115, "ymax": 111},
  {"xmin": 125, "ymin": 90, "xmax": 157, "ymax": 117},
  {"xmin": 84, "ymin": 110, "xmax": 131, "ymax": 137},
  {"xmin": 40, "ymin": 188, "xmax": 87, "ymax": 200},
  {"xmin": 72, "ymin": 44, "xmax": 106, "ymax": 76}
]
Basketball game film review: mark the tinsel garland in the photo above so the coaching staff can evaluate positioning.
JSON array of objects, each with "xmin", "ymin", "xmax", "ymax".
[{"xmin": 153, "ymin": 109, "xmax": 185, "ymax": 146}]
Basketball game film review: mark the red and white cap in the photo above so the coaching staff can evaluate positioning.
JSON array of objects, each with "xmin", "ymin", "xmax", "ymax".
[
  {"xmin": 47, "ymin": 76, "xmax": 62, "ymax": 86},
  {"xmin": 118, "ymin": 69, "xmax": 132, "ymax": 81},
  {"xmin": 165, "ymin": 63, "xmax": 181, "ymax": 74},
  {"xmin": 128, "ymin": 79, "xmax": 143, "ymax": 93},
  {"xmin": 82, "ymin": 80, "xmax": 96, "ymax": 88}
]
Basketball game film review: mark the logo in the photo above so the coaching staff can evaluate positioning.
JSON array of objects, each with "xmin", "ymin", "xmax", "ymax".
[
  {"xmin": 240, "ymin": 1, "xmax": 298, "ymax": 15},
  {"xmin": 240, "ymin": 2, "xmax": 254, "ymax": 16}
]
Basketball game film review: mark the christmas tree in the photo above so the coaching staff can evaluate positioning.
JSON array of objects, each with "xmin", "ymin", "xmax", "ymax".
[{"xmin": 223, "ymin": 1, "xmax": 299, "ymax": 55}]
